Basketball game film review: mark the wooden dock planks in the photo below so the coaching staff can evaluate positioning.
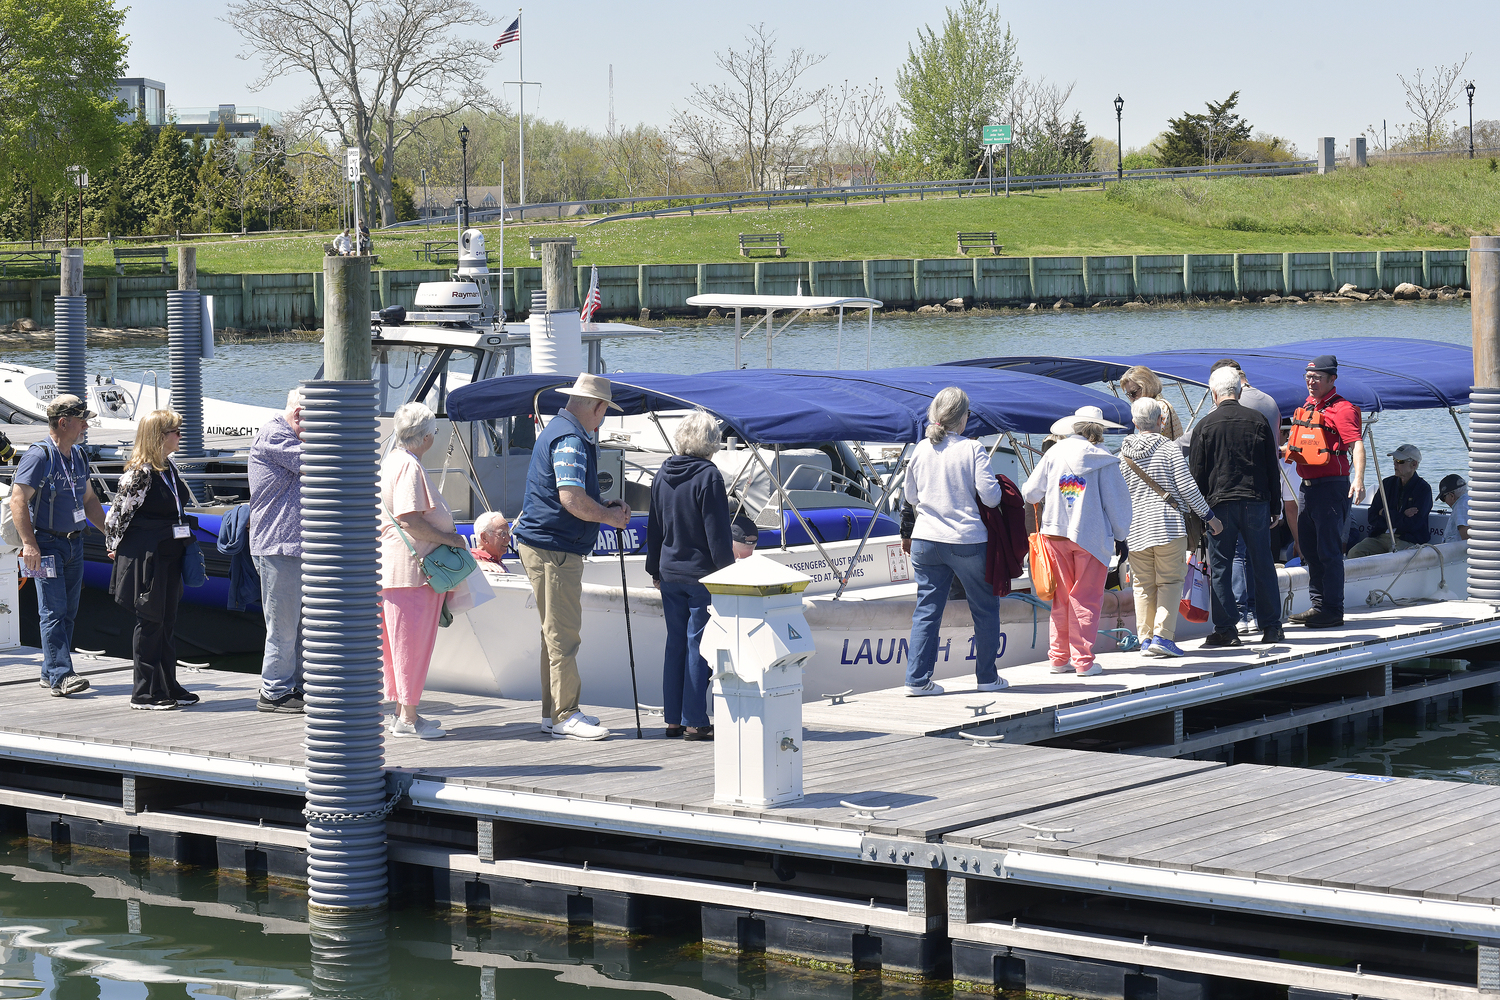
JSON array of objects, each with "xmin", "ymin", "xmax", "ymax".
[{"xmin": 0, "ymin": 644, "xmax": 1496, "ymax": 907}]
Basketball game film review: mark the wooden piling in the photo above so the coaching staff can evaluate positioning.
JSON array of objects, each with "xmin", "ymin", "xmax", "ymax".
[{"xmin": 323, "ymin": 254, "xmax": 372, "ymax": 379}]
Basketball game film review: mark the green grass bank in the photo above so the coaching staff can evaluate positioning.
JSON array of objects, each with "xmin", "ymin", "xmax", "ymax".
[{"xmin": 6, "ymin": 158, "xmax": 1495, "ymax": 276}]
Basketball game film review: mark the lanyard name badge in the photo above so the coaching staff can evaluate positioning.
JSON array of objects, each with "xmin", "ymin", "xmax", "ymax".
[
  {"xmin": 164, "ymin": 463, "xmax": 192, "ymax": 539},
  {"xmin": 50, "ymin": 441, "xmax": 86, "ymax": 526}
]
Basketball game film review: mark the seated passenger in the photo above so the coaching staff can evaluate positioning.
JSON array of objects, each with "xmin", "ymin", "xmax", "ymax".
[
  {"xmin": 1438, "ymin": 475, "xmax": 1469, "ymax": 543},
  {"xmin": 471, "ymin": 510, "xmax": 513, "ymax": 570},
  {"xmin": 1348, "ymin": 444, "xmax": 1432, "ymax": 557},
  {"xmin": 332, "ymin": 229, "xmax": 353, "ymax": 255}
]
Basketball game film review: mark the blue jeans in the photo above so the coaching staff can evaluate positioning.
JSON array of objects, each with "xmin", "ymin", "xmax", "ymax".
[
  {"xmin": 907, "ymin": 540, "xmax": 999, "ymax": 687},
  {"xmin": 1207, "ymin": 500, "xmax": 1281, "ymax": 632},
  {"xmin": 1232, "ymin": 537, "xmax": 1254, "ymax": 623},
  {"xmin": 660, "ymin": 579, "xmax": 712, "ymax": 728},
  {"xmin": 1299, "ymin": 478, "xmax": 1352, "ymax": 616},
  {"xmin": 254, "ymin": 553, "xmax": 304, "ymax": 700},
  {"xmin": 35, "ymin": 533, "xmax": 84, "ymax": 686}
]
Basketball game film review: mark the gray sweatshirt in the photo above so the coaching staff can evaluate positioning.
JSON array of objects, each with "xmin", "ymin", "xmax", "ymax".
[{"xmin": 904, "ymin": 435, "xmax": 1004, "ymax": 544}]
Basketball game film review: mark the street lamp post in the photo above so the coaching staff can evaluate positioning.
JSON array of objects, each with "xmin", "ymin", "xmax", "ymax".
[
  {"xmin": 1466, "ymin": 81, "xmax": 1476, "ymax": 159},
  {"xmin": 457, "ymin": 124, "xmax": 470, "ymax": 234},
  {"xmin": 1114, "ymin": 95, "xmax": 1124, "ymax": 181}
]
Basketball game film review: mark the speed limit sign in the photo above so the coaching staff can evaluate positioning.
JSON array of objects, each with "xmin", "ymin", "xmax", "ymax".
[{"xmin": 345, "ymin": 147, "xmax": 360, "ymax": 181}]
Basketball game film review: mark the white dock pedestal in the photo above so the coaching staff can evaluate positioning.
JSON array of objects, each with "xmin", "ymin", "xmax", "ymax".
[
  {"xmin": 0, "ymin": 559, "xmax": 16, "ymax": 650},
  {"xmin": 701, "ymin": 555, "xmax": 815, "ymax": 807}
]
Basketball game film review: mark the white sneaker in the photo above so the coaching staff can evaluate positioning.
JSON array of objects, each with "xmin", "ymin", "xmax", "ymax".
[
  {"xmin": 552, "ymin": 711, "xmax": 611, "ymax": 741},
  {"xmin": 390, "ymin": 717, "xmax": 445, "ymax": 740},
  {"xmin": 904, "ymin": 680, "xmax": 945, "ymax": 697},
  {"xmin": 413, "ymin": 715, "xmax": 446, "ymax": 737},
  {"xmin": 1236, "ymin": 619, "xmax": 1257, "ymax": 635},
  {"xmin": 1075, "ymin": 664, "xmax": 1103, "ymax": 677},
  {"xmin": 541, "ymin": 712, "xmax": 599, "ymax": 734},
  {"xmin": 976, "ymin": 679, "xmax": 1009, "ymax": 692},
  {"xmin": 1049, "ymin": 662, "xmax": 1073, "ymax": 674}
]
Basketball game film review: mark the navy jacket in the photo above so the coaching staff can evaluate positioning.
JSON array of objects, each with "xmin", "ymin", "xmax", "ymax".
[
  {"xmin": 215, "ymin": 503, "xmax": 262, "ymax": 612},
  {"xmin": 514, "ymin": 410, "xmax": 601, "ymax": 556},
  {"xmin": 1367, "ymin": 473, "xmax": 1433, "ymax": 545},
  {"xmin": 645, "ymin": 455, "xmax": 734, "ymax": 584}
]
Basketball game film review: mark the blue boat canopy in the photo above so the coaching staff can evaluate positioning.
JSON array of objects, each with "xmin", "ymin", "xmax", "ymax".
[
  {"xmin": 946, "ymin": 338, "xmax": 1473, "ymax": 415},
  {"xmin": 446, "ymin": 367, "xmax": 1134, "ymax": 443}
]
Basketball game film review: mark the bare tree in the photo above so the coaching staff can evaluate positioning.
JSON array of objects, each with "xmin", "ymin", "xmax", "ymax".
[
  {"xmin": 841, "ymin": 80, "xmax": 891, "ymax": 185},
  {"xmin": 810, "ymin": 85, "xmax": 849, "ymax": 187},
  {"xmin": 671, "ymin": 111, "xmax": 732, "ymax": 191},
  {"xmin": 1397, "ymin": 54, "xmax": 1472, "ymax": 151},
  {"xmin": 225, "ymin": 0, "xmax": 499, "ymax": 227},
  {"xmin": 682, "ymin": 24, "xmax": 827, "ymax": 191}
]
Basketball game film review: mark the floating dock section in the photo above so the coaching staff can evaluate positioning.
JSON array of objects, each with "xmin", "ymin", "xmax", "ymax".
[{"xmin": 3, "ymin": 598, "xmax": 1500, "ymax": 999}]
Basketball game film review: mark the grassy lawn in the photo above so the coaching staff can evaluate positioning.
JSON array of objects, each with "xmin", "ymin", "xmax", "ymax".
[{"xmin": 7, "ymin": 158, "xmax": 1494, "ymax": 276}]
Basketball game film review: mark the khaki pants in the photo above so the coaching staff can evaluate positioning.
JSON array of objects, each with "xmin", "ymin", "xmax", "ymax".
[
  {"xmin": 519, "ymin": 543, "xmax": 585, "ymax": 725},
  {"xmin": 1348, "ymin": 533, "xmax": 1416, "ymax": 559},
  {"xmin": 1129, "ymin": 535, "xmax": 1189, "ymax": 641}
]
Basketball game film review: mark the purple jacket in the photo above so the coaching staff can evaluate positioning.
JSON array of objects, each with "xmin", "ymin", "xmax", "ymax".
[{"xmin": 249, "ymin": 414, "xmax": 302, "ymax": 556}]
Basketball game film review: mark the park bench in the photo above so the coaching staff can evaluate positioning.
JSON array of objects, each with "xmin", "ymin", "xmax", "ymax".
[
  {"xmin": 739, "ymin": 232, "xmax": 787, "ymax": 258},
  {"xmin": 414, "ymin": 240, "xmax": 457, "ymax": 262},
  {"xmin": 0, "ymin": 249, "xmax": 60, "ymax": 276},
  {"xmin": 426, "ymin": 248, "xmax": 485, "ymax": 266},
  {"xmin": 114, "ymin": 246, "xmax": 169, "ymax": 274},
  {"xmin": 957, "ymin": 232, "xmax": 1003, "ymax": 255},
  {"xmin": 528, "ymin": 236, "xmax": 581, "ymax": 260}
]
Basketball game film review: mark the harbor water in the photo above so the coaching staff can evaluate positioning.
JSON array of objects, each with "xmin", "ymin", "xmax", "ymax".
[{"xmin": 0, "ymin": 299, "xmax": 1486, "ymax": 998}]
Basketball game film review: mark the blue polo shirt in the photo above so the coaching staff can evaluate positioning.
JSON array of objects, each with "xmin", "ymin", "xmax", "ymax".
[{"xmin": 14, "ymin": 440, "xmax": 89, "ymax": 533}]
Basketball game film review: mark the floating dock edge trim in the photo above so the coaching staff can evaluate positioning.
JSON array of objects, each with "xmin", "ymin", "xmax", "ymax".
[
  {"xmin": 998, "ymin": 849, "xmax": 1500, "ymax": 939},
  {"xmin": 0, "ymin": 732, "xmax": 306, "ymax": 792},
  {"xmin": 1054, "ymin": 615, "xmax": 1500, "ymax": 733},
  {"xmin": 405, "ymin": 779, "xmax": 867, "ymax": 856}
]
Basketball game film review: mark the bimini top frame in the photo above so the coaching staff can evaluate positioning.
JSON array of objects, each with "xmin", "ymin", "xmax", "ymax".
[{"xmin": 685, "ymin": 293, "xmax": 882, "ymax": 370}]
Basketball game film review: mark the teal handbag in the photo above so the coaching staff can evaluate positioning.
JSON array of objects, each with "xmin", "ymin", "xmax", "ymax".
[{"xmin": 385, "ymin": 501, "xmax": 477, "ymax": 594}]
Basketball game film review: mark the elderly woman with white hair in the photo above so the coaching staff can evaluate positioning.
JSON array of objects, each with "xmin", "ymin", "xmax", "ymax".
[
  {"xmin": 901, "ymin": 387, "xmax": 1008, "ymax": 697},
  {"xmin": 1021, "ymin": 405, "xmax": 1133, "ymax": 676},
  {"xmin": 1119, "ymin": 396, "xmax": 1221, "ymax": 658},
  {"xmin": 645, "ymin": 409, "xmax": 734, "ymax": 740},
  {"xmin": 378, "ymin": 402, "xmax": 466, "ymax": 739}
]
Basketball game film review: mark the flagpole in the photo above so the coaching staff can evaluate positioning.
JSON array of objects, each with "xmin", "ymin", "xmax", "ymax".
[
  {"xmin": 518, "ymin": 7, "xmax": 525, "ymax": 212},
  {"xmin": 499, "ymin": 161, "xmax": 506, "ymax": 319}
]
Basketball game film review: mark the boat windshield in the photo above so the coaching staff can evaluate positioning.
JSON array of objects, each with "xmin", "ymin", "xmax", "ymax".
[{"xmin": 369, "ymin": 345, "xmax": 484, "ymax": 417}]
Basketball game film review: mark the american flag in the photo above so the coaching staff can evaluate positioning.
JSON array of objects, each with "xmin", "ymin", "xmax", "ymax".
[
  {"xmin": 493, "ymin": 16, "xmax": 520, "ymax": 49},
  {"xmin": 580, "ymin": 265, "xmax": 602, "ymax": 324}
]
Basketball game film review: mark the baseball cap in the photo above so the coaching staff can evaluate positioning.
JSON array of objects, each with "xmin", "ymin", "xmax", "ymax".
[
  {"xmin": 1306, "ymin": 354, "xmax": 1338, "ymax": 375},
  {"xmin": 47, "ymin": 394, "xmax": 95, "ymax": 420},
  {"xmin": 731, "ymin": 517, "xmax": 759, "ymax": 546},
  {"xmin": 1388, "ymin": 444, "xmax": 1421, "ymax": 464},
  {"xmin": 1439, "ymin": 474, "xmax": 1466, "ymax": 496}
]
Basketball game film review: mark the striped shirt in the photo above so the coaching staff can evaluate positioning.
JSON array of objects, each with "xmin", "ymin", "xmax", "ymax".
[{"xmin": 1119, "ymin": 432, "xmax": 1214, "ymax": 551}]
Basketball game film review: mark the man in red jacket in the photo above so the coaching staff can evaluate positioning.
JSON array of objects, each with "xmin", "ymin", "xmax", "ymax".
[{"xmin": 1287, "ymin": 355, "xmax": 1366, "ymax": 629}]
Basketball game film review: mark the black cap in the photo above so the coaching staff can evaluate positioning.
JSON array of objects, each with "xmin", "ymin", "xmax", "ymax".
[
  {"xmin": 1439, "ymin": 474, "xmax": 1466, "ymax": 496},
  {"xmin": 731, "ymin": 517, "xmax": 759, "ymax": 546},
  {"xmin": 1307, "ymin": 354, "xmax": 1338, "ymax": 375}
]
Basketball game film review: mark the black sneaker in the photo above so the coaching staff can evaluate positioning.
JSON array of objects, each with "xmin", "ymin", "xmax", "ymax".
[
  {"xmin": 1258, "ymin": 625, "xmax": 1285, "ymax": 644},
  {"xmin": 1299, "ymin": 612, "xmax": 1345, "ymax": 629},
  {"xmin": 1288, "ymin": 608, "xmax": 1323, "ymax": 624},
  {"xmin": 1201, "ymin": 630, "xmax": 1242, "ymax": 649},
  {"xmin": 130, "ymin": 698, "xmax": 177, "ymax": 711},
  {"xmin": 173, "ymin": 690, "xmax": 200, "ymax": 707},
  {"xmin": 258, "ymin": 691, "xmax": 306, "ymax": 714},
  {"xmin": 43, "ymin": 673, "xmax": 91, "ymax": 698}
]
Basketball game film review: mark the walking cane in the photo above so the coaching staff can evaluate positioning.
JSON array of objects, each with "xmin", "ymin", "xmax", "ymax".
[{"xmin": 616, "ymin": 528, "xmax": 643, "ymax": 738}]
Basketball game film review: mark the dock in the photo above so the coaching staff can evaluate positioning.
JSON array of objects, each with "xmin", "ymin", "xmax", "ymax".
[{"xmin": 3, "ymin": 597, "xmax": 1500, "ymax": 999}]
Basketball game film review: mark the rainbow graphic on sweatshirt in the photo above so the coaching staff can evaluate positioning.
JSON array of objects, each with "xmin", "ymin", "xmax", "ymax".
[{"xmin": 1058, "ymin": 474, "xmax": 1087, "ymax": 508}]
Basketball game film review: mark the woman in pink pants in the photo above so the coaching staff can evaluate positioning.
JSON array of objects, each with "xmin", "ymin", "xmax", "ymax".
[{"xmin": 1022, "ymin": 406, "xmax": 1133, "ymax": 675}]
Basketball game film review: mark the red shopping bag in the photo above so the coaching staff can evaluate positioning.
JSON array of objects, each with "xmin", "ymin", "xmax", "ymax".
[{"xmin": 1179, "ymin": 553, "xmax": 1211, "ymax": 624}]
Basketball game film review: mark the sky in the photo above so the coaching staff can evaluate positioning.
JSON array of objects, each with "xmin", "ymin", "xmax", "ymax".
[{"xmin": 122, "ymin": 0, "xmax": 1496, "ymax": 156}]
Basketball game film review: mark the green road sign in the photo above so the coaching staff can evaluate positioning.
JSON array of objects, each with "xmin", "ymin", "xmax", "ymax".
[{"xmin": 982, "ymin": 124, "xmax": 1012, "ymax": 145}]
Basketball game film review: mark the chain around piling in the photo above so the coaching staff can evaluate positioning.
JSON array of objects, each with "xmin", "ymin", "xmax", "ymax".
[
  {"xmin": 166, "ymin": 289, "xmax": 203, "ymax": 458},
  {"xmin": 300, "ymin": 379, "xmax": 386, "ymax": 911},
  {"xmin": 52, "ymin": 296, "xmax": 87, "ymax": 403}
]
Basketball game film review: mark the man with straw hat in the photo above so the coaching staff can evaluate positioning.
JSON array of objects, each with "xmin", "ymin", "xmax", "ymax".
[{"xmin": 514, "ymin": 374, "xmax": 633, "ymax": 741}]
